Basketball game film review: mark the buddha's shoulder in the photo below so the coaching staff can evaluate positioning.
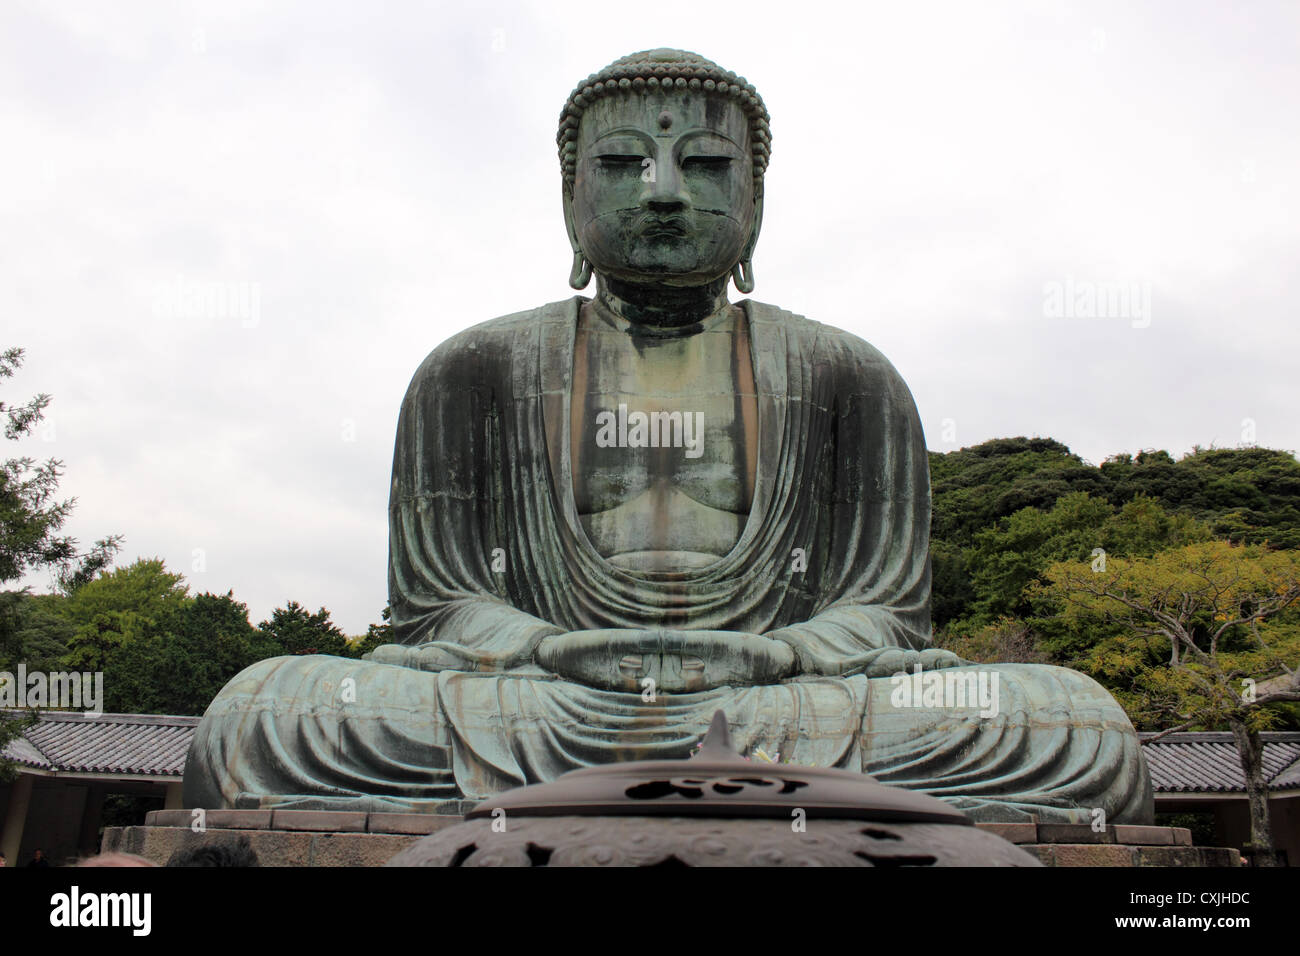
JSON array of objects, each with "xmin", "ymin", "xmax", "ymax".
[
  {"xmin": 745, "ymin": 300, "xmax": 911, "ymax": 389},
  {"xmin": 404, "ymin": 298, "xmax": 577, "ymax": 388}
]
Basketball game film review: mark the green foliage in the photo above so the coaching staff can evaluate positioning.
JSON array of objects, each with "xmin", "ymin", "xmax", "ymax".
[
  {"xmin": 1100, "ymin": 446, "xmax": 1300, "ymax": 549},
  {"xmin": 257, "ymin": 601, "xmax": 351, "ymax": 658},
  {"xmin": 52, "ymin": 562, "xmax": 367, "ymax": 715},
  {"xmin": 50, "ymin": 557, "xmax": 246, "ymax": 714},
  {"xmin": 0, "ymin": 591, "xmax": 74, "ymax": 673},
  {"xmin": 1033, "ymin": 541, "xmax": 1300, "ymax": 732},
  {"xmin": 99, "ymin": 793, "xmax": 164, "ymax": 830},
  {"xmin": 0, "ymin": 348, "xmax": 121, "ymax": 591},
  {"xmin": 1, "ymin": 348, "xmax": 69, "ymax": 583},
  {"xmin": 929, "ymin": 437, "xmax": 1091, "ymax": 547},
  {"xmin": 6, "ymin": 557, "xmax": 390, "ymax": 716},
  {"xmin": 934, "ymin": 617, "xmax": 1049, "ymax": 664},
  {"xmin": 349, "ymin": 605, "xmax": 392, "ymax": 659},
  {"xmin": 62, "ymin": 558, "xmax": 190, "ymax": 673},
  {"xmin": 0, "ymin": 709, "xmax": 37, "ymax": 783},
  {"xmin": 945, "ymin": 492, "xmax": 1210, "ymax": 639},
  {"xmin": 106, "ymin": 591, "xmax": 262, "ymax": 715},
  {"xmin": 1, "ymin": 346, "xmax": 119, "ymax": 775},
  {"xmin": 962, "ymin": 491, "xmax": 1115, "ymax": 625},
  {"xmin": 1155, "ymin": 810, "xmax": 1218, "ymax": 847},
  {"xmin": 930, "ymin": 438, "xmax": 1300, "ymax": 628}
]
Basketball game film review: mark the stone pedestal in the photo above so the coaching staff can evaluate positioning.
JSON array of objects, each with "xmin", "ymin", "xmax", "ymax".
[
  {"xmin": 979, "ymin": 822, "xmax": 1241, "ymax": 867},
  {"xmin": 102, "ymin": 812, "xmax": 1240, "ymax": 867},
  {"xmin": 101, "ymin": 808, "xmax": 468, "ymax": 867}
]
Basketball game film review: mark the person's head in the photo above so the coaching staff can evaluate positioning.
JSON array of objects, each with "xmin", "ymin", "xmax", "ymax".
[
  {"xmin": 32, "ymin": 848, "xmax": 43, "ymax": 860},
  {"xmin": 559, "ymin": 49, "xmax": 770, "ymax": 296},
  {"xmin": 165, "ymin": 835, "xmax": 260, "ymax": 867},
  {"xmin": 76, "ymin": 852, "xmax": 157, "ymax": 867}
]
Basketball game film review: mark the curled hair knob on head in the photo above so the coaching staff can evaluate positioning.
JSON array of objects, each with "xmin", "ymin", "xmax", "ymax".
[{"xmin": 556, "ymin": 49, "xmax": 772, "ymax": 190}]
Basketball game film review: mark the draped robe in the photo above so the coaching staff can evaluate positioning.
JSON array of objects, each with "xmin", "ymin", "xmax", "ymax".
[{"xmin": 183, "ymin": 297, "xmax": 1154, "ymax": 823}]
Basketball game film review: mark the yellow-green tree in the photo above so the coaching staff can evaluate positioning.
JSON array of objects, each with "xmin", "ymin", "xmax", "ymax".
[{"xmin": 1035, "ymin": 541, "xmax": 1300, "ymax": 864}]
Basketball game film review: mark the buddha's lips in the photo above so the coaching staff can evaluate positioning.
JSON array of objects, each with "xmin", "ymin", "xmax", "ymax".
[{"xmin": 636, "ymin": 215, "xmax": 689, "ymax": 238}]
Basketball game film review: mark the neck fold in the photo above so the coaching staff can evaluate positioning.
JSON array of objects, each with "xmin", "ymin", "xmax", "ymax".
[{"xmin": 595, "ymin": 275, "xmax": 733, "ymax": 337}]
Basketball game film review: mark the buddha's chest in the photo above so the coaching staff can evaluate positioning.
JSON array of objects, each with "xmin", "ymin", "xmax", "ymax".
[{"xmin": 569, "ymin": 310, "xmax": 758, "ymax": 567}]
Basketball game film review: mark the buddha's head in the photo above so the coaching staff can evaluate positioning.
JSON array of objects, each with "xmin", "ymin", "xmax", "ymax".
[{"xmin": 558, "ymin": 49, "xmax": 771, "ymax": 297}]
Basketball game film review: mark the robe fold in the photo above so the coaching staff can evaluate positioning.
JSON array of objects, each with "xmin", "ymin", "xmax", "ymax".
[{"xmin": 183, "ymin": 297, "xmax": 1154, "ymax": 823}]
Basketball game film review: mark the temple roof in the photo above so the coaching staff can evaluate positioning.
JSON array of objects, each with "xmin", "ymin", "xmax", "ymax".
[
  {"xmin": 1139, "ymin": 732, "xmax": 1300, "ymax": 794},
  {"xmin": 1, "ymin": 710, "xmax": 199, "ymax": 777}
]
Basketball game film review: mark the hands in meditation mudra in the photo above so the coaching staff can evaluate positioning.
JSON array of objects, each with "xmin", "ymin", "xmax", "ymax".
[{"xmin": 185, "ymin": 49, "xmax": 1154, "ymax": 824}]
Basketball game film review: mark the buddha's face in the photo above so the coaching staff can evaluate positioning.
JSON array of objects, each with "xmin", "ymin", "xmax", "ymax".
[{"xmin": 567, "ymin": 91, "xmax": 757, "ymax": 287}]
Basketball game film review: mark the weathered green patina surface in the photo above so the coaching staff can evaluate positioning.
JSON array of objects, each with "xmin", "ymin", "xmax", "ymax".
[{"xmin": 184, "ymin": 49, "xmax": 1154, "ymax": 824}]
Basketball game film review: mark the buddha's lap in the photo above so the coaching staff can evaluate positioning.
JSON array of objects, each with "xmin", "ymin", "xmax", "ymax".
[
  {"xmin": 203, "ymin": 652, "xmax": 1134, "ymax": 743},
  {"xmin": 187, "ymin": 653, "xmax": 1149, "ymax": 821}
]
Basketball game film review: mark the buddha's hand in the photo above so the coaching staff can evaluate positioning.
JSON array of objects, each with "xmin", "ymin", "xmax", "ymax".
[
  {"xmin": 859, "ymin": 647, "xmax": 968, "ymax": 679},
  {"xmin": 535, "ymin": 629, "xmax": 798, "ymax": 694},
  {"xmin": 366, "ymin": 641, "xmax": 532, "ymax": 672}
]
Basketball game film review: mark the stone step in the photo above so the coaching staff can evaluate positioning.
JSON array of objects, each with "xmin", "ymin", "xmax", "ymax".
[
  {"xmin": 975, "ymin": 822, "xmax": 1193, "ymax": 846},
  {"xmin": 143, "ymin": 807, "xmax": 469, "ymax": 835}
]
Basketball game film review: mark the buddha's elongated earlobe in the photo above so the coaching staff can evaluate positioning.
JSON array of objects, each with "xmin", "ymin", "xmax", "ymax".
[
  {"xmin": 731, "ymin": 193, "xmax": 762, "ymax": 295},
  {"xmin": 569, "ymin": 251, "xmax": 593, "ymax": 290},
  {"xmin": 562, "ymin": 181, "xmax": 592, "ymax": 290},
  {"xmin": 731, "ymin": 260, "xmax": 755, "ymax": 294}
]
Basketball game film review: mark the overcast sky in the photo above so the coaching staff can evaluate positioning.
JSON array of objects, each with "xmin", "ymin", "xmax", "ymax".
[{"xmin": 3, "ymin": 0, "xmax": 1297, "ymax": 633}]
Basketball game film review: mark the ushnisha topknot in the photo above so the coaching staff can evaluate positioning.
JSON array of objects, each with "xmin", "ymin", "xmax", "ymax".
[{"xmin": 557, "ymin": 48, "xmax": 772, "ymax": 189}]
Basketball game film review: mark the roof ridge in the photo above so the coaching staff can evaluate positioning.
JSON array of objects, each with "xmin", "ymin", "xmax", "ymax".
[
  {"xmin": 1141, "ymin": 731, "xmax": 1300, "ymax": 743},
  {"xmin": 1, "ymin": 709, "xmax": 202, "ymax": 726}
]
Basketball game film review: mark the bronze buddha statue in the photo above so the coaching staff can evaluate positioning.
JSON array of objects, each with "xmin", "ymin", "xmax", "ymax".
[{"xmin": 184, "ymin": 49, "xmax": 1153, "ymax": 825}]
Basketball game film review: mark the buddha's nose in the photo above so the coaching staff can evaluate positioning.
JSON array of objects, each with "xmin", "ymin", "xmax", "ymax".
[{"xmin": 645, "ymin": 162, "xmax": 690, "ymax": 213}]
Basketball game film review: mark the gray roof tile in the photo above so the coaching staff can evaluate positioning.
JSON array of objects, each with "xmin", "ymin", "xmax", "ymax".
[
  {"xmin": 1140, "ymin": 732, "xmax": 1300, "ymax": 793},
  {"xmin": 2, "ymin": 711, "xmax": 199, "ymax": 776}
]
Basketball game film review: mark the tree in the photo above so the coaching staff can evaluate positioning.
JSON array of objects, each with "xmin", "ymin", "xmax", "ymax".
[
  {"xmin": 257, "ymin": 601, "xmax": 350, "ymax": 658},
  {"xmin": 62, "ymin": 558, "xmax": 190, "ymax": 673},
  {"xmin": 0, "ymin": 347, "xmax": 120, "ymax": 593},
  {"xmin": 1, "ymin": 347, "xmax": 119, "ymax": 777},
  {"xmin": 350, "ymin": 605, "xmax": 392, "ymax": 659},
  {"xmin": 1035, "ymin": 541, "xmax": 1300, "ymax": 865},
  {"xmin": 0, "ymin": 592, "xmax": 75, "ymax": 673},
  {"xmin": 0, "ymin": 709, "xmax": 36, "ymax": 783},
  {"xmin": 929, "ymin": 437, "xmax": 1096, "ymax": 548},
  {"xmin": 929, "ymin": 438, "xmax": 1107, "ymax": 629},
  {"xmin": 1102, "ymin": 446, "xmax": 1300, "ymax": 549},
  {"xmin": 935, "ymin": 617, "xmax": 1049, "ymax": 664},
  {"xmin": 929, "ymin": 438, "xmax": 1300, "ymax": 627},
  {"xmin": 944, "ymin": 492, "xmax": 1209, "ymax": 638},
  {"xmin": 110, "ymin": 590, "xmax": 260, "ymax": 715}
]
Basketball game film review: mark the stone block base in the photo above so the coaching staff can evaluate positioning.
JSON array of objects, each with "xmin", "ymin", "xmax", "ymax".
[
  {"xmin": 973, "ymin": 822, "xmax": 1240, "ymax": 867},
  {"xmin": 1024, "ymin": 844, "xmax": 1240, "ymax": 867},
  {"xmin": 100, "ymin": 814, "xmax": 1242, "ymax": 867},
  {"xmin": 102, "ymin": 825, "xmax": 419, "ymax": 867},
  {"xmin": 100, "ymin": 809, "xmax": 464, "ymax": 867}
]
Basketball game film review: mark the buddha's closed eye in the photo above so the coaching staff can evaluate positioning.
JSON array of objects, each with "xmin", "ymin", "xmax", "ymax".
[
  {"xmin": 682, "ymin": 156, "xmax": 732, "ymax": 171},
  {"xmin": 596, "ymin": 154, "xmax": 647, "ymax": 169}
]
